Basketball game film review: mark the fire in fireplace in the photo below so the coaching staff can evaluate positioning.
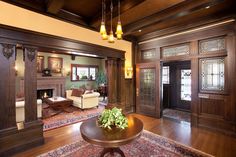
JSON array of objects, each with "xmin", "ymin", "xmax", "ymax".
[{"xmin": 37, "ymin": 89, "xmax": 53, "ymax": 99}]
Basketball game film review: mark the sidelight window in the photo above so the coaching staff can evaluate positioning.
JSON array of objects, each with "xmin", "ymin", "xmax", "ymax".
[
  {"xmin": 162, "ymin": 66, "xmax": 169, "ymax": 84},
  {"xmin": 181, "ymin": 69, "xmax": 191, "ymax": 101}
]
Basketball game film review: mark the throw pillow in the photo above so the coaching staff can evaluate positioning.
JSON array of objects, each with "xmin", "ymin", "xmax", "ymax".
[{"xmin": 71, "ymin": 88, "xmax": 84, "ymax": 97}]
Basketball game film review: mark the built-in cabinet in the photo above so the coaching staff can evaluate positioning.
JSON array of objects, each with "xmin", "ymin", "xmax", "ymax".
[{"xmin": 136, "ymin": 22, "xmax": 236, "ymax": 135}]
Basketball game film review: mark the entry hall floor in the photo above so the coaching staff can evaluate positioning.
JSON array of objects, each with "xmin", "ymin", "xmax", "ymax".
[{"xmin": 14, "ymin": 113, "xmax": 236, "ymax": 157}]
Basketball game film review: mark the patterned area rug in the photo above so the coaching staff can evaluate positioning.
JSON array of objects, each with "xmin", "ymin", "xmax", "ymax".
[
  {"xmin": 38, "ymin": 130, "xmax": 213, "ymax": 157},
  {"xmin": 43, "ymin": 105, "xmax": 104, "ymax": 131},
  {"xmin": 163, "ymin": 109, "xmax": 191, "ymax": 123}
]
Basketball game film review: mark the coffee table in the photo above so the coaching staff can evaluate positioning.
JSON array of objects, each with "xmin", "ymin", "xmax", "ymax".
[
  {"xmin": 45, "ymin": 97, "xmax": 73, "ymax": 113},
  {"xmin": 80, "ymin": 115, "xmax": 143, "ymax": 157}
]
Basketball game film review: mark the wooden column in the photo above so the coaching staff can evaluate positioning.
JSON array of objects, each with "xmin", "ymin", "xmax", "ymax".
[
  {"xmin": 24, "ymin": 47, "xmax": 37, "ymax": 122},
  {"xmin": 190, "ymin": 41, "xmax": 199, "ymax": 127},
  {"xmin": 0, "ymin": 43, "xmax": 16, "ymax": 130},
  {"xmin": 117, "ymin": 58, "xmax": 125, "ymax": 108},
  {"xmin": 106, "ymin": 58, "xmax": 118, "ymax": 104}
]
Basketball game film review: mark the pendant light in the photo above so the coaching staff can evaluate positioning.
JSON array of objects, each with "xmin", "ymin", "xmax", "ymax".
[
  {"xmin": 116, "ymin": 0, "xmax": 123, "ymax": 40},
  {"xmin": 108, "ymin": 0, "xmax": 115, "ymax": 43},
  {"xmin": 100, "ymin": 0, "xmax": 107, "ymax": 40}
]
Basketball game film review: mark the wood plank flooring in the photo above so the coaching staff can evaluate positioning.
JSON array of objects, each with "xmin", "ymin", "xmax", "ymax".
[{"xmin": 13, "ymin": 113, "xmax": 236, "ymax": 157}]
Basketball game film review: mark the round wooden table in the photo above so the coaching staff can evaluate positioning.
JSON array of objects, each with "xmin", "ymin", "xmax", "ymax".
[{"xmin": 80, "ymin": 115, "xmax": 143, "ymax": 157}]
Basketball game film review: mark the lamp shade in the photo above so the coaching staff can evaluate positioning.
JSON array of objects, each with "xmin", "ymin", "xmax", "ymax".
[
  {"xmin": 108, "ymin": 31, "xmax": 115, "ymax": 43},
  {"xmin": 100, "ymin": 22, "xmax": 106, "ymax": 35},
  {"xmin": 102, "ymin": 31, "xmax": 108, "ymax": 40}
]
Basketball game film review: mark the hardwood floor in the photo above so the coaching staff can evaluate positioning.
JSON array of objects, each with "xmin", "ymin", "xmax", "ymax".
[{"xmin": 13, "ymin": 113, "xmax": 236, "ymax": 157}]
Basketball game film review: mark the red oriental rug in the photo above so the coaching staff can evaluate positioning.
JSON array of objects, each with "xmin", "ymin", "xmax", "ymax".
[
  {"xmin": 43, "ymin": 105, "xmax": 104, "ymax": 131},
  {"xmin": 38, "ymin": 130, "xmax": 213, "ymax": 157}
]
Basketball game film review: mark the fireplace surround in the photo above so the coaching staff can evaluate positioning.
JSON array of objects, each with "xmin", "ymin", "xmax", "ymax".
[{"xmin": 20, "ymin": 76, "xmax": 66, "ymax": 97}]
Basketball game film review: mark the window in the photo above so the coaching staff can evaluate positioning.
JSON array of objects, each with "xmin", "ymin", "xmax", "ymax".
[
  {"xmin": 199, "ymin": 37, "xmax": 226, "ymax": 54},
  {"xmin": 161, "ymin": 44, "xmax": 190, "ymax": 58},
  {"xmin": 71, "ymin": 64, "xmax": 98, "ymax": 81},
  {"xmin": 162, "ymin": 66, "xmax": 169, "ymax": 84},
  {"xmin": 200, "ymin": 58, "xmax": 224, "ymax": 91},
  {"xmin": 181, "ymin": 69, "xmax": 191, "ymax": 101},
  {"xmin": 142, "ymin": 49, "xmax": 156, "ymax": 60}
]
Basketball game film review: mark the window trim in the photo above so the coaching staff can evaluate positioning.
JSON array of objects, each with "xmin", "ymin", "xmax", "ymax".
[{"xmin": 71, "ymin": 64, "xmax": 99, "ymax": 82}]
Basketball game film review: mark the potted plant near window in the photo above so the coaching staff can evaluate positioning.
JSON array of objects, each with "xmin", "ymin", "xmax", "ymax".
[{"xmin": 95, "ymin": 71, "xmax": 107, "ymax": 86}]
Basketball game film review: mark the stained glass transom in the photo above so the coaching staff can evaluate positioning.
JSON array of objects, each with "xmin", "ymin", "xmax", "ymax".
[
  {"xmin": 162, "ymin": 44, "xmax": 190, "ymax": 58},
  {"xmin": 200, "ymin": 38, "xmax": 225, "ymax": 53},
  {"xmin": 140, "ymin": 68, "xmax": 155, "ymax": 106},
  {"xmin": 181, "ymin": 70, "xmax": 191, "ymax": 101},
  {"xmin": 142, "ymin": 49, "xmax": 156, "ymax": 60},
  {"xmin": 200, "ymin": 58, "xmax": 224, "ymax": 91}
]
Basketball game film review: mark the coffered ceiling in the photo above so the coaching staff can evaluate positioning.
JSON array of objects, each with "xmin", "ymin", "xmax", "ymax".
[{"xmin": 2, "ymin": 0, "xmax": 236, "ymax": 41}]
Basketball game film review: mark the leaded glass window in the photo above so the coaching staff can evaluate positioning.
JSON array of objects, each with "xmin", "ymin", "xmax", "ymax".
[
  {"xmin": 162, "ymin": 66, "xmax": 169, "ymax": 84},
  {"xmin": 200, "ymin": 58, "xmax": 224, "ymax": 91},
  {"xmin": 142, "ymin": 49, "xmax": 156, "ymax": 60},
  {"xmin": 140, "ymin": 68, "xmax": 155, "ymax": 106},
  {"xmin": 162, "ymin": 44, "xmax": 190, "ymax": 58},
  {"xmin": 181, "ymin": 70, "xmax": 191, "ymax": 101},
  {"xmin": 199, "ymin": 37, "xmax": 226, "ymax": 53}
]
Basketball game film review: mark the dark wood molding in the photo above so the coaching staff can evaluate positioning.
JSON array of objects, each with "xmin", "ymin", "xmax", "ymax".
[
  {"xmin": 47, "ymin": 0, "xmax": 64, "ymax": 14},
  {"xmin": 0, "ymin": 24, "xmax": 125, "ymax": 59},
  {"xmin": 123, "ymin": 0, "xmax": 226, "ymax": 36}
]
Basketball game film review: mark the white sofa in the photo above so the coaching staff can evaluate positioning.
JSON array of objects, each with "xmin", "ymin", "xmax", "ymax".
[
  {"xmin": 66, "ymin": 90, "xmax": 100, "ymax": 109},
  {"xmin": 16, "ymin": 99, "xmax": 42, "ymax": 122}
]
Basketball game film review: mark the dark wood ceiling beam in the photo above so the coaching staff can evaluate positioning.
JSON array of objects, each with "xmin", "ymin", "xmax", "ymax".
[
  {"xmin": 123, "ymin": 0, "xmax": 223, "ymax": 35},
  {"xmin": 47, "ymin": 0, "xmax": 65, "ymax": 14},
  {"xmin": 90, "ymin": 0, "xmax": 145, "ymax": 28}
]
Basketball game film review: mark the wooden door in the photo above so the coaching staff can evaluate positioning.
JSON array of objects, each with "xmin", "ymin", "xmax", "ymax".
[{"xmin": 136, "ymin": 63, "xmax": 160, "ymax": 118}]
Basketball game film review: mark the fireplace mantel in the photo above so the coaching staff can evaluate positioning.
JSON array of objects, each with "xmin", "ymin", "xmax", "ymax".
[{"xmin": 20, "ymin": 76, "xmax": 66, "ymax": 97}]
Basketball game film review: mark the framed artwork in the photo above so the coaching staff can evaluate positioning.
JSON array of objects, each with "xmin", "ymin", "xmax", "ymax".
[
  {"xmin": 48, "ymin": 57, "xmax": 63, "ymax": 73},
  {"xmin": 37, "ymin": 56, "xmax": 44, "ymax": 73}
]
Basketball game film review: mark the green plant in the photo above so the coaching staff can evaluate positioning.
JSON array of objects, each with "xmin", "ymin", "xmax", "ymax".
[
  {"xmin": 98, "ymin": 107, "xmax": 128, "ymax": 130},
  {"xmin": 95, "ymin": 71, "xmax": 107, "ymax": 86}
]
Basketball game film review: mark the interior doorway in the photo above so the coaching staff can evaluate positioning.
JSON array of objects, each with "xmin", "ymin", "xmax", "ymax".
[{"xmin": 161, "ymin": 61, "xmax": 191, "ymax": 124}]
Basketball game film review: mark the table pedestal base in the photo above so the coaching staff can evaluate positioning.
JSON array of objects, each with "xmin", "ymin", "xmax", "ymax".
[{"xmin": 100, "ymin": 148, "xmax": 125, "ymax": 157}]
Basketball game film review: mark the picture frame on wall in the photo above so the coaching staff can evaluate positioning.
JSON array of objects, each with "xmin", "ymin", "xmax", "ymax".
[
  {"xmin": 48, "ymin": 57, "xmax": 63, "ymax": 73},
  {"xmin": 37, "ymin": 56, "xmax": 44, "ymax": 73}
]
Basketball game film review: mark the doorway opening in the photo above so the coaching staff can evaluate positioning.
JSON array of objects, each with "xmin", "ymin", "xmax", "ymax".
[{"xmin": 161, "ymin": 61, "xmax": 191, "ymax": 124}]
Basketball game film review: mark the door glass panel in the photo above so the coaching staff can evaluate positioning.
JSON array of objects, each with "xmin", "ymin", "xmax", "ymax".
[
  {"xmin": 140, "ymin": 68, "xmax": 155, "ymax": 106},
  {"xmin": 162, "ymin": 66, "xmax": 169, "ymax": 84},
  {"xmin": 181, "ymin": 69, "xmax": 191, "ymax": 101},
  {"xmin": 201, "ymin": 58, "xmax": 224, "ymax": 91}
]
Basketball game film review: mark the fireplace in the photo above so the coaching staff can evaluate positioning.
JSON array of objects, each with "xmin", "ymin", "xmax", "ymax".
[{"xmin": 37, "ymin": 89, "xmax": 53, "ymax": 99}]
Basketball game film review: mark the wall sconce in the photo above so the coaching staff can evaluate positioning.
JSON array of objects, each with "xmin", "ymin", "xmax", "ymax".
[
  {"xmin": 15, "ymin": 66, "xmax": 18, "ymax": 76},
  {"xmin": 126, "ymin": 67, "xmax": 133, "ymax": 78}
]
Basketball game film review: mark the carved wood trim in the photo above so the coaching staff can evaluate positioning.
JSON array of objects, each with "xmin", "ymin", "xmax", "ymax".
[
  {"xmin": 25, "ymin": 47, "xmax": 37, "ymax": 62},
  {"xmin": 1, "ymin": 44, "xmax": 15, "ymax": 59}
]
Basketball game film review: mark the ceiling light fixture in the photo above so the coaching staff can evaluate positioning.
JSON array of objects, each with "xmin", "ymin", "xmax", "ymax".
[
  {"xmin": 100, "ymin": 0, "xmax": 123, "ymax": 43},
  {"xmin": 115, "ymin": 0, "xmax": 123, "ymax": 40},
  {"xmin": 108, "ymin": 0, "xmax": 115, "ymax": 43}
]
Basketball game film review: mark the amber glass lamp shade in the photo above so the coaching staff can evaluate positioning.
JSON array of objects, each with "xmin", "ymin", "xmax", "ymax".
[
  {"xmin": 108, "ymin": 31, "xmax": 115, "ymax": 43},
  {"xmin": 102, "ymin": 31, "xmax": 108, "ymax": 40},
  {"xmin": 116, "ymin": 21, "xmax": 123, "ymax": 40},
  {"xmin": 100, "ymin": 22, "xmax": 106, "ymax": 35}
]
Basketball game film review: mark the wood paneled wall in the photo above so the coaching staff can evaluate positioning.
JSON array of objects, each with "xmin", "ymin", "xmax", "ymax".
[{"xmin": 136, "ymin": 22, "xmax": 236, "ymax": 135}]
